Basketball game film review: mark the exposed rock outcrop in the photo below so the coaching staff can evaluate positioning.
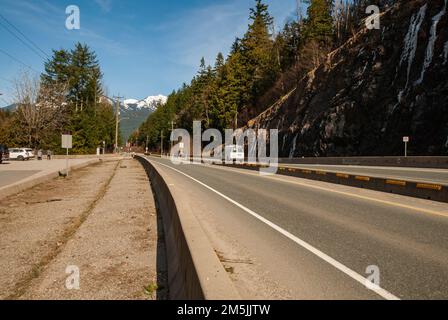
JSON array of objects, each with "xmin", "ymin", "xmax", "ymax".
[{"xmin": 248, "ymin": 0, "xmax": 448, "ymax": 157}]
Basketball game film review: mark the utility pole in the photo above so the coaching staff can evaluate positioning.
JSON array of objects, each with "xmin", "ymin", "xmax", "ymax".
[
  {"xmin": 161, "ymin": 130, "xmax": 164, "ymax": 157},
  {"xmin": 145, "ymin": 135, "xmax": 149, "ymax": 153},
  {"xmin": 169, "ymin": 120, "xmax": 176, "ymax": 156},
  {"xmin": 113, "ymin": 95, "xmax": 124, "ymax": 154}
]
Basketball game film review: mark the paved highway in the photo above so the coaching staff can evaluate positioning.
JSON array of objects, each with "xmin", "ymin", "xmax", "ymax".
[
  {"xmin": 147, "ymin": 156, "xmax": 448, "ymax": 300},
  {"xmin": 0, "ymin": 170, "xmax": 40, "ymax": 188},
  {"xmin": 0, "ymin": 159, "xmax": 97, "ymax": 189},
  {"xmin": 279, "ymin": 164, "xmax": 448, "ymax": 184}
]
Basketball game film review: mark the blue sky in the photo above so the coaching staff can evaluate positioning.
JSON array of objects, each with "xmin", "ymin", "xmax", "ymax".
[{"xmin": 0, "ymin": 0, "xmax": 297, "ymax": 106}]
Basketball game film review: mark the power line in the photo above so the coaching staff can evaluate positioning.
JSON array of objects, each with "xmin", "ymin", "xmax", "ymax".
[
  {"xmin": 0, "ymin": 48, "xmax": 39, "ymax": 73},
  {"xmin": 0, "ymin": 13, "xmax": 50, "ymax": 59},
  {"xmin": 0, "ymin": 19, "xmax": 47, "ymax": 61}
]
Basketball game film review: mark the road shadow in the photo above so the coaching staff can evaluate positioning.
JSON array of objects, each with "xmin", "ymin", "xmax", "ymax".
[{"xmin": 151, "ymin": 181, "xmax": 170, "ymax": 300}]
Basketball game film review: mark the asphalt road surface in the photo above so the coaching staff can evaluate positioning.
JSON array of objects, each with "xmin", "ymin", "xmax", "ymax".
[
  {"xmin": 0, "ymin": 170, "xmax": 40, "ymax": 187},
  {"xmin": 148, "ymin": 156, "xmax": 448, "ymax": 300},
  {"xmin": 0, "ymin": 159, "xmax": 97, "ymax": 190},
  {"xmin": 280, "ymin": 164, "xmax": 448, "ymax": 184}
]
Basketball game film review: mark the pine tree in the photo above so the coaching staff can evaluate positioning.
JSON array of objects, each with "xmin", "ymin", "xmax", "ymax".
[
  {"xmin": 304, "ymin": 0, "xmax": 334, "ymax": 43},
  {"xmin": 40, "ymin": 43, "xmax": 113, "ymax": 154},
  {"xmin": 240, "ymin": 0, "xmax": 277, "ymax": 120}
]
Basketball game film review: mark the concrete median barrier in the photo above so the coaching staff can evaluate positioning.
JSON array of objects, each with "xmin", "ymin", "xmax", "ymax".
[{"xmin": 135, "ymin": 156, "xmax": 239, "ymax": 300}]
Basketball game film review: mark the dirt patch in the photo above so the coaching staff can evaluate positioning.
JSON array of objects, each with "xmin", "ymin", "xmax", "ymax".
[{"xmin": 0, "ymin": 158, "xmax": 166, "ymax": 300}]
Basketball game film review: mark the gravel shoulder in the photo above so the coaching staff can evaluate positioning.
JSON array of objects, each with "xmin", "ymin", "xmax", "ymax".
[{"xmin": 0, "ymin": 158, "xmax": 166, "ymax": 300}]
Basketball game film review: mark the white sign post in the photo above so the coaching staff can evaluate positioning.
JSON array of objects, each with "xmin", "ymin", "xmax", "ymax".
[
  {"xmin": 62, "ymin": 134, "xmax": 73, "ymax": 176},
  {"xmin": 403, "ymin": 136, "xmax": 409, "ymax": 157}
]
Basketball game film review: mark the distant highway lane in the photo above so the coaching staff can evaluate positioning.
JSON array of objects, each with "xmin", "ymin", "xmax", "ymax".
[
  {"xmin": 280, "ymin": 164, "xmax": 448, "ymax": 184},
  {"xmin": 147, "ymin": 156, "xmax": 448, "ymax": 300}
]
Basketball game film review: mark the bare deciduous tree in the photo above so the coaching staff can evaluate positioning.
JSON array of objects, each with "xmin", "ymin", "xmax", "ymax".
[{"xmin": 13, "ymin": 72, "xmax": 68, "ymax": 147}]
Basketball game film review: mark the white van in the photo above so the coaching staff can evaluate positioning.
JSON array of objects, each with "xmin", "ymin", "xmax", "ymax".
[{"xmin": 225, "ymin": 145, "xmax": 244, "ymax": 162}]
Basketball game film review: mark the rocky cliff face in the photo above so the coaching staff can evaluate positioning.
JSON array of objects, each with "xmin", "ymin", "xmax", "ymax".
[{"xmin": 248, "ymin": 0, "xmax": 448, "ymax": 157}]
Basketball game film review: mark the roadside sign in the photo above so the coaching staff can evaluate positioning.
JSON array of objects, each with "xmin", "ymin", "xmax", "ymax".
[
  {"xmin": 62, "ymin": 134, "xmax": 73, "ymax": 149},
  {"xmin": 62, "ymin": 134, "xmax": 73, "ymax": 177},
  {"xmin": 403, "ymin": 136, "xmax": 409, "ymax": 157}
]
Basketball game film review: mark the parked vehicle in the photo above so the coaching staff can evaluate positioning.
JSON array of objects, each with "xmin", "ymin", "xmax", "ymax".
[
  {"xmin": 8, "ymin": 148, "xmax": 32, "ymax": 161},
  {"xmin": 0, "ymin": 144, "xmax": 9, "ymax": 164},
  {"xmin": 25, "ymin": 148, "xmax": 35, "ymax": 159},
  {"xmin": 225, "ymin": 144, "xmax": 245, "ymax": 162}
]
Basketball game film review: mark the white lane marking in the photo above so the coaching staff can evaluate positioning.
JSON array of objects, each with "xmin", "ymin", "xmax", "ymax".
[{"xmin": 150, "ymin": 159, "xmax": 401, "ymax": 300}]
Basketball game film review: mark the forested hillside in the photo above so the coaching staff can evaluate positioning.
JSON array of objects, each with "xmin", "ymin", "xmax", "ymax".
[{"xmin": 135, "ymin": 0, "xmax": 397, "ymax": 153}]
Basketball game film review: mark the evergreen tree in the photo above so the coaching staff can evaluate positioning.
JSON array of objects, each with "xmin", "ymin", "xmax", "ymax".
[
  {"xmin": 39, "ymin": 43, "xmax": 114, "ymax": 154},
  {"xmin": 304, "ymin": 0, "xmax": 334, "ymax": 43},
  {"xmin": 135, "ymin": 0, "xmax": 362, "ymax": 151}
]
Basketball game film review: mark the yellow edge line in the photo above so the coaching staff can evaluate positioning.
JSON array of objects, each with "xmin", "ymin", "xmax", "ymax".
[
  {"xmin": 266, "ymin": 176, "xmax": 448, "ymax": 218},
  {"xmin": 206, "ymin": 164, "xmax": 448, "ymax": 219}
]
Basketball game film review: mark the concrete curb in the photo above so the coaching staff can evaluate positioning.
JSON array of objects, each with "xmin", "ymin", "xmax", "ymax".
[
  {"xmin": 135, "ymin": 156, "xmax": 240, "ymax": 300},
  {"xmin": 223, "ymin": 163, "xmax": 448, "ymax": 203},
  {"xmin": 0, "ymin": 159, "xmax": 100, "ymax": 201}
]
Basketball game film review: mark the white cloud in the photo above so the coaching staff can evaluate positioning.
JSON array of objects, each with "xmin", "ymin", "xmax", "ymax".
[
  {"xmin": 160, "ymin": 0, "xmax": 296, "ymax": 68},
  {"xmin": 94, "ymin": 0, "xmax": 112, "ymax": 12}
]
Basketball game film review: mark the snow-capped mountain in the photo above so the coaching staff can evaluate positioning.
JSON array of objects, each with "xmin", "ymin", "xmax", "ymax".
[
  {"xmin": 100, "ymin": 94, "xmax": 167, "ymax": 142},
  {"xmin": 122, "ymin": 95, "xmax": 167, "ymax": 112},
  {"xmin": 120, "ymin": 95, "xmax": 166, "ymax": 142}
]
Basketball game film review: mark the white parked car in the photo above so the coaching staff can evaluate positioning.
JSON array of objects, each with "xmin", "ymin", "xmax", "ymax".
[
  {"xmin": 8, "ymin": 148, "xmax": 32, "ymax": 161},
  {"xmin": 225, "ymin": 145, "xmax": 245, "ymax": 162},
  {"xmin": 25, "ymin": 148, "xmax": 35, "ymax": 159}
]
